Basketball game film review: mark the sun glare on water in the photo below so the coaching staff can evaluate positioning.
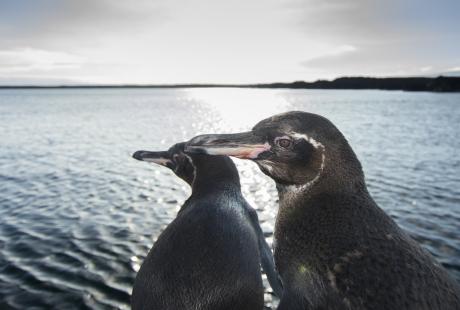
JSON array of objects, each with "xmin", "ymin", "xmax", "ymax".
[
  {"xmin": 183, "ymin": 87, "xmax": 283, "ymax": 259},
  {"xmin": 186, "ymin": 88, "xmax": 290, "ymax": 131}
]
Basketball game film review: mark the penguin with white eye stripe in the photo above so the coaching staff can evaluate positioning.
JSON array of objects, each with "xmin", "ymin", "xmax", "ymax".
[
  {"xmin": 186, "ymin": 111, "xmax": 460, "ymax": 310},
  {"xmin": 131, "ymin": 142, "xmax": 283, "ymax": 310}
]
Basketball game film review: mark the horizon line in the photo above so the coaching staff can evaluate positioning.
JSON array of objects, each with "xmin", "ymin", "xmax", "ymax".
[{"xmin": 0, "ymin": 76, "xmax": 459, "ymax": 92}]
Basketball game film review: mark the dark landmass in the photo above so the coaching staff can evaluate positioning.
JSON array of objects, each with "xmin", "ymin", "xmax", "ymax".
[
  {"xmin": 1, "ymin": 76, "xmax": 460, "ymax": 92},
  {"xmin": 254, "ymin": 76, "xmax": 460, "ymax": 92}
]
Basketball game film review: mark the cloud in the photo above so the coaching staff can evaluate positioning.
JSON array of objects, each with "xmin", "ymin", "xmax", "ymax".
[
  {"xmin": 300, "ymin": 44, "xmax": 432, "ymax": 77},
  {"xmin": 443, "ymin": 67, "xmax": 460, "ymax": 76},
  {"xmin": 0, "ymin": 0, "xmax": 168, "ymax": 49},
  {"xmin": 285, "ymin": 0, "xmax": 397, "ymax": 43},
  {"xmin": 0, "ymin": 0, "xmax": 458, "ymax": 83},
  {"xmin": 287, "ymin": 0, "xmax": 460, "ymax": 43},
  {"xmin": 0, "ymin": 48, "xmax": 86, "ymax": 72},
  {"xmin": 419, "ymin": 66, "xmax": 433, "ymax": 73},
  {"xmin": 302, "ymin": 45, "xmax": 357, "ymax": 65},
  {"xmin": 0, "ymin": 76, "xmax": 84, "ymax": 86}
]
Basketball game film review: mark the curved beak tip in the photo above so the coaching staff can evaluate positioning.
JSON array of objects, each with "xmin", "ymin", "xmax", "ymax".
[{"xmin": 132, "ymin": 151, "xmax": 144, "ymax": 161}]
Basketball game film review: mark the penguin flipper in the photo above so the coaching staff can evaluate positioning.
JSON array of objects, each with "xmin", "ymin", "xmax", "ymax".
[
  {"xmin": 258, "ymin": 230, "xmax": 284, "ymax": 298},
  {"xmin": 277, "ymin": 291, "xmax": 306, "ymax": 310},
  {"xmin": 246, "ymin": 206, "xmax": 284, "ymax": 298}
]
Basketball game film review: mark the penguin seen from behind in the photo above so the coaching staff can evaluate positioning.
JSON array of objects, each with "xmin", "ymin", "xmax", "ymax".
[{"xmin": 131, "ymin": 142, "xmax": 283, "ymax": 310}]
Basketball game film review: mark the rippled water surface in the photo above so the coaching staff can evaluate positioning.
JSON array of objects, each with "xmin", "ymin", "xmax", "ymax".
[{"xmin": 1, "ymin": 88, "xmax": 459, "ymax": 309}]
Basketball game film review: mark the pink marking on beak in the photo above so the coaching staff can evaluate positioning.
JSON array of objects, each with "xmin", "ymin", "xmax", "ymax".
[{"xmin": 233, "ymin": 142, "xmax": 271, "ymax": 159}]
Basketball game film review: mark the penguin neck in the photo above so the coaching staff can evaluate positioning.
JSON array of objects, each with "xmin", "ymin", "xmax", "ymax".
[
  {"xmin": 190, "ymin": 155, "xmax": 241, "ymax": 197},
  {"xmin": 275, "ymin": 161, "xmax": 368, "ymax": 210}
]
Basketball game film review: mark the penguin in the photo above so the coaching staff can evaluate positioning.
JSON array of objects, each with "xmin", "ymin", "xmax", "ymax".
[
  {"xmin": 185, "ymin": 111, "xmax": 460, "ymax": 310},
  {"xmin": 131, "ymin": 142, "xmax": 283, "ymax": 310}
]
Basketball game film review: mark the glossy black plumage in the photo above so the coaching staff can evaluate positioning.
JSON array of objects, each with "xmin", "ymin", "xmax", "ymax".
[
  {"xmin": 186, "ymin": 111, "xmax": 460, "ymax": 310},
  {"xmin": 131, "ymin": 143, "xmax": 282, "ymax": 310}
]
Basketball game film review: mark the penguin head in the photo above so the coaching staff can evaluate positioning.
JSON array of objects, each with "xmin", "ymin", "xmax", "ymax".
[
  {"xmin": 133, "ymin": 142, "xmax": 195, "ymax": 185},
  {"xmin": 186, "ymin": 111, "xmax": 363, "ymax": 190}
]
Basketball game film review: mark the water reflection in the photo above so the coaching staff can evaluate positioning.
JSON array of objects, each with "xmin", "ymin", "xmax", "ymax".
[
  {"xmin": 0, "ymin": 88, "xmax": 459, "ymax": 309},
  {"xmin": 186, "ymin": 88, "xmax": 290, "ymax": 131}
]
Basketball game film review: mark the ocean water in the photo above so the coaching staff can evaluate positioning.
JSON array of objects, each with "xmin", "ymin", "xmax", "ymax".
[{"xmin": 0, "ymin": 88, "xmax": 459, "ymax": 309}]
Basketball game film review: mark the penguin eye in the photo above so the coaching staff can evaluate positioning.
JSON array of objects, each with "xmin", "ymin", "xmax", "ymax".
[
  {"xmin": 173, "ymin": 154, "xmax": 180, "ymax": 163},
  {"xmin": 276, "ymin": 138, "xmax": 292, "ymax": 148}
]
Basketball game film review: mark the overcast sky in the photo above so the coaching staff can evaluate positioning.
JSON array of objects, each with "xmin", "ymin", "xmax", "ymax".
[{"xmin": 0, "ymin": 0, "xmax": 459, "ymax": 84}]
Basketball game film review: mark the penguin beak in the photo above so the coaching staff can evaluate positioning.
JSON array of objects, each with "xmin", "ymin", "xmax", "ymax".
[
  {"xmin": 185, "ymin": 132, "xmax": 270, "ymax": 159},
  {"xmin": 132, "ymin": 150, "xmax": 172, "ymax": 166}
]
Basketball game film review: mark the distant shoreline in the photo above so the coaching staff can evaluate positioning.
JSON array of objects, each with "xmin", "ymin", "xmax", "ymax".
[{"xmin": 1, "ymin": 76, "xmax": 459, "ymax": 92}]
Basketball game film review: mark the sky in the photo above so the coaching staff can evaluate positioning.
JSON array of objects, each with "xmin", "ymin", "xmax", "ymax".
[{"xmin": 0, "ymin": 0, "xmax": 459, "ymax": 85}]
